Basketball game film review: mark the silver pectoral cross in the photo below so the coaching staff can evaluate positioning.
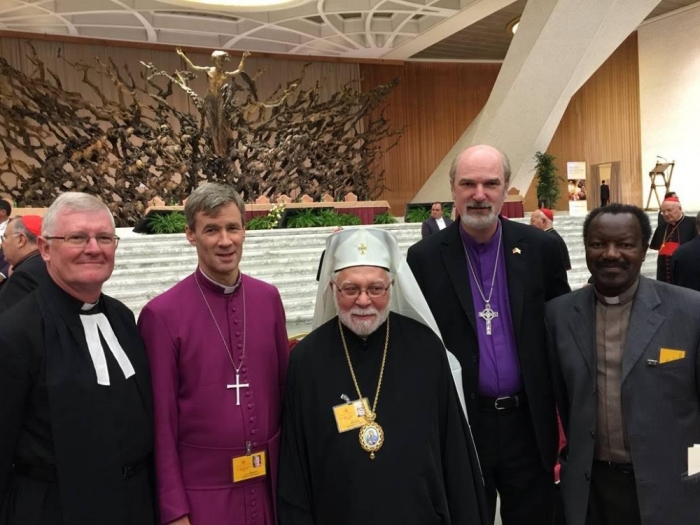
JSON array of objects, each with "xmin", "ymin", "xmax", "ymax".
[
  {"xmin": 227, "ymin": 373, "xmax": 250, "ymax": 406},
  {"xmin": 478, "ymin": 302, "xmax": 498, "ymax": 336}
]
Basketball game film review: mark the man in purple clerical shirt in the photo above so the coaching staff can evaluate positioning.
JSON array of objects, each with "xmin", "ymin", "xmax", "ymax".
[
  {"xmin": 138, "ymin": 183, "xmax": 289, "ymax": 525},
  {"xmin": 407, "ymin": 144, "xmax": 570, "ymax": 525}
]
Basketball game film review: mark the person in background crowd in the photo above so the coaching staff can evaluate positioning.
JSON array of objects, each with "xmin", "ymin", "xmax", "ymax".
[
  {"xmin": 0, "ymin": 215, "xmax": 48, "ymax": 314},
  {"xmin": 529, "ymin": 208, "xmax": 571, "ymax": 271},
  {"xmin": 649, "ymin": 196, "xmax": 696, "ymax": 283},
  {"xmin": 670, "ymin": 210, "xmax": 700, "ymax": 292},
  {"xmin": 0, "ymin": 199, "xmax": 11, "ymax": 288},
  {"xmin": 599, "ymin": 180, "xmax": 610, "ymax": 206},
  {"xmin": 421, "ymin": 202, "xmax": 453, "ymax": 238}
]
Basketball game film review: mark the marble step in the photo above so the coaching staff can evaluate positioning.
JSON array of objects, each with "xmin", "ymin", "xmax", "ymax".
[{"xmin": 107, "ymin": 218, "xmax": 664, "ymax": 332}]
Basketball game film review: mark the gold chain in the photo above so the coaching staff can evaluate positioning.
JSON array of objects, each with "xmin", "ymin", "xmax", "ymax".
[
  {"xmin": 338, "ymin": 315, "xmax": 390, "ymax": 421},
  {"xmin": 662, "ymin": 219, "xmax": 682, "ymax": 246}
]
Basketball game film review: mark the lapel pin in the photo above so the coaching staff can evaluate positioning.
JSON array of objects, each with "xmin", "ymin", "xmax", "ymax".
[{"xmin": 512, "ymin": 247, "xmax": 521, "ymax": 255}]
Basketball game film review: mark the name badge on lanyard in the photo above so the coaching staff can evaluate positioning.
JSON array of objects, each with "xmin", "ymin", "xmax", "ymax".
[
  {"xmin": 232, "ymin": 450, "xmax": 267, "ymax": 483},
  {"xmin": 333, "ymin": 398, "xmax": 370, "ymax": 433}
]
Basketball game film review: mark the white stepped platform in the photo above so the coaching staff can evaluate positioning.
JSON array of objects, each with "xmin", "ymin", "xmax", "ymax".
[{"xmin": 105, "ymin": 217, "xmax": 660, "ymax": 335}]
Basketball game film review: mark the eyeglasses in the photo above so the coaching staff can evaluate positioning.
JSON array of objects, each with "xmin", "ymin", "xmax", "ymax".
[
  {"xmin": 45, "ymin": 234, "xmax": 120, "ymax": 247},
  {"xmin": 335, "ymin": 283, "xmax": 391, "ymax": 299},
  {"xmin": 0, "ymin": 232, "xmax": 20, "ymax": 243}
]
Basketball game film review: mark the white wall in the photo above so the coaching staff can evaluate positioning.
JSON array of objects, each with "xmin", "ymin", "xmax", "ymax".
[{"xmin": 638, "ymin": 4, "xmax": 700, "ymax": 211}]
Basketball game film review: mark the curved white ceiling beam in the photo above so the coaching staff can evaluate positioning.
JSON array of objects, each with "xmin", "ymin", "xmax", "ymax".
[
  {"xmin": 315, "ymin": 0, "xmax": 360, "ymax": 50},
  {"xmin": 383, "ymin": 0, "xmax": 517, "ymax": 59},
  {"xmin": 9, "ymin": 0, "xmax": 79, "ymax": 35},
  {"xmin": 0, "ymin": 0, "xmax": 53, "ymax": 16},
  {"xmin": 0, "ymin": 0, "xmax": 475, "ymax": 59},
  {"xmin": 109, "ymin": 0, "xmax": 157, "ymax": 41}
]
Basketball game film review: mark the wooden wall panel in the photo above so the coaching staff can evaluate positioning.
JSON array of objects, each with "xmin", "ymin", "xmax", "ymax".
[
  {"xmin": 525, "ymin": 33, "xmax": 643, "ymax": 212},
  {"xmin": 360, "ymin": 62, "xmax": 501, "ymax": 214},
  {"xmin": 0, "ymin": 36, "xmax": 359, "ymax": 193},
  {"xmin": 0, "ymin": 32, "xmax": 641, "ymax": 218}
]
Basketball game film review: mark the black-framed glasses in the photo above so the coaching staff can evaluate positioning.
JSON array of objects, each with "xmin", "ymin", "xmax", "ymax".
[
  {"xmin": 335, "ymin": 283, "xmax": 391, "ymax": 299},
  {"xmin": 45, "ymin": 233, "xmax": 120, "ymax": 247}
]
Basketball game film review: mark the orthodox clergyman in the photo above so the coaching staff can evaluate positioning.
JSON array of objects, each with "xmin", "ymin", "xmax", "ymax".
[{"xmin": 278, "ymin": 228, "xmax": 488, "ymax": 525}]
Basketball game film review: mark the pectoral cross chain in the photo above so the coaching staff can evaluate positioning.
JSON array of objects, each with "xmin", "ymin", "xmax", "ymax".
[
  {"xmin": 227, "ymin": 373, "xmax": 250, "ymax": 406},
  {"xmin": 478, "ymin": 302, "xmax": 498, "ymax": 336}
]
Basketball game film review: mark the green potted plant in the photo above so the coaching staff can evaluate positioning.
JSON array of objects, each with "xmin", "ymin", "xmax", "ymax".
[{"xmin": 533, "ymin": 151, "xmax": 563, "ymax": 209}]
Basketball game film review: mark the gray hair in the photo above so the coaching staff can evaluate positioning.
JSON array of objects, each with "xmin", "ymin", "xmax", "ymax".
[
  {"xmin": 11, "ymin": 216, "xmax": 38, "ymax": 244},
  {"xmin": 42, "ymin": 193, "xmax": 114, "ymax": 236},
  {"xmin": 448, "ymin": 145, "xmax": 512, "ymax": 186},
  {"xmin": 185, "ymin": 183, "xmax": 246, "ymax": 231}
]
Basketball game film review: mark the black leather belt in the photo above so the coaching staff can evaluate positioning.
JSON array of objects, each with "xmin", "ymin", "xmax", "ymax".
[
  {"xmin": 14, "ymin": 457, "xmax": 148, "ymax": 482},
  {"xmin": 594, "ymin": 460, "xmax": 634, "ymax": 475},
  {"xmin": 478, "ymin": 393, "xmax": 526, "ymax": 411}
]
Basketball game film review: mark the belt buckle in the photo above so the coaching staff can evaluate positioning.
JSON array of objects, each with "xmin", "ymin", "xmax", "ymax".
[{"xmin": 494, "ymin": 396, "xmax": 512, "ymax": 410}]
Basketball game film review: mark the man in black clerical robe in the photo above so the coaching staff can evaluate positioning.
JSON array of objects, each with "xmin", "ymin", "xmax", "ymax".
[
  {"xmin": 0, "ymin": 193, "xmax": 155, "ymax": 525},
  {"xmin": 0, "ymin": 215, "xmax": 48, "ymax": 315},
  {"xmin": 650, "ymin": 196, "xmax": 697, "ymax": 282},
  {"xmin": 278, "ymin": 228, "xmax": 487, "ymax": 525}
]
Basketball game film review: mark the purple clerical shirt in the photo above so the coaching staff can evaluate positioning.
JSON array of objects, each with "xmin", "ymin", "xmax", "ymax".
[{"xmin": 460, "ymin": 221, "xmax": 523, "ymax": 397}]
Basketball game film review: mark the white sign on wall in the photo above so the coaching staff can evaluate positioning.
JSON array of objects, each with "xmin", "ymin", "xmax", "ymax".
[
  {"xmin": 567, "ymin": 161, "xmax": 587, "ymax": 215},
  {"xmin": 567, "ymin": 162, "xmax": 586, "ymax": 180}
]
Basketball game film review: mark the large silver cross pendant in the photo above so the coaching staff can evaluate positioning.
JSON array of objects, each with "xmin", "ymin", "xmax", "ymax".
[
  {"xmin": 227, "ymin": 373, "xmax": 250, "ymax": 406},
  {"xmin": 478, "ymin": 302, "xmax": 498, "ymax": 336}
]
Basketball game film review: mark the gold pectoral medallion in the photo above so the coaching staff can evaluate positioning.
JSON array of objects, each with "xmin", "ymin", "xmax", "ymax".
[
  {"xmin": 338, "ymin": 317, "xmax": 390, "ymax": 461},
  {"xmin": 359, "ymin": 414, "xmax": 384, "ymax": 459}
]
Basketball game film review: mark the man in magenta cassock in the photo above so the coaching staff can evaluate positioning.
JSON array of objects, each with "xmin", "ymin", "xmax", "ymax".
[{"xmin": 139, "ymin": 183, "xmax": 289, "ymax": 525}]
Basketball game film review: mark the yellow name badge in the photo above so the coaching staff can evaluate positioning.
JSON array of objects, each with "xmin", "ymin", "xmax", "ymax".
[
  {"xmin": 333, "ymin": 398, "xmax": 369, "ymax": 433},
  {"xmin": 232, "ymin": 451, "xmax": 267, "ymax": 483},
  {"xmin": 659, "ymin": 348, "xmax": 686, "ymax": 364}
]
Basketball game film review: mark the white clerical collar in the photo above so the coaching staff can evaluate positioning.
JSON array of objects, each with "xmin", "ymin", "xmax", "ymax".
[
  {"xmin": 78, "ymin": 304, "xmax": 135, "ymax": 385},
  {"xmin": 200, "ymin": 268, "xmax": 242, "ymax": 294},
  {"xmin": 595, "ymin": 278, "xmax": 639, "ymax": 306}
]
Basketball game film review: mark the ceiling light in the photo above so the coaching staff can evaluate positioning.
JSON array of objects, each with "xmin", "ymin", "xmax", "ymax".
[
  {"xmin": 506, "ymin": 17, "xmax": 520, "ymax": 35},
  {"xmin": 154, "ymin": 0, "xmax": 308, "ymax": 11}
]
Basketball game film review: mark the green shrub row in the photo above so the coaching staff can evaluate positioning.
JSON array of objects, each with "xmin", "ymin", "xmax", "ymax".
[{"xmin": 147, "ymin": 209, "xmax": 398, "ymax": 233}]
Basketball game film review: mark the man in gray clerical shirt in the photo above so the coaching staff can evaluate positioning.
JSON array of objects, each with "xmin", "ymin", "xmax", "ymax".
[
  {"xmin": 546, "ymin": 203, "xmax": 700, "ymax": 525},
  {"xmin": 407, "ymin": 144, "xmax": 570, "ymax": 525}
]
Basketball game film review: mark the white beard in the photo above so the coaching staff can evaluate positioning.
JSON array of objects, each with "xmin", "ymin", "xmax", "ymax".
[
  {"xmin": 458, "ymin": 202, "xmax": 500, "ymax": 230},
  {"xmin": 333, "ymin": 293, "xmax": 391, "ymax": 338}
]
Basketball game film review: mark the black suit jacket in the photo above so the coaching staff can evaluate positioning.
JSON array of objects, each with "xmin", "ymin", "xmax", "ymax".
[
  {"xmin": 0, "ymin": 252, "xmax": 47, "ymax": 315},
  {"xmin": 421, "ymin": 217, "xmax": 453, "ymax": 238},
  {"xmin": 0, "ymin": 248, "xmax": 8, "ymax": 286},
  {"xmin": 671, "ymin": 235, "xmax": 700, "ymax": 292},
  {"xmin": 407, "ymin": 218, "xmax": 570, "ymax": 470}
]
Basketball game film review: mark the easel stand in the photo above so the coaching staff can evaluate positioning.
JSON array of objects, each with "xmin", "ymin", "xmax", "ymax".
[{"xmin": 645, "ymin": 161, "xmax": 675, "ymax": 210}]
